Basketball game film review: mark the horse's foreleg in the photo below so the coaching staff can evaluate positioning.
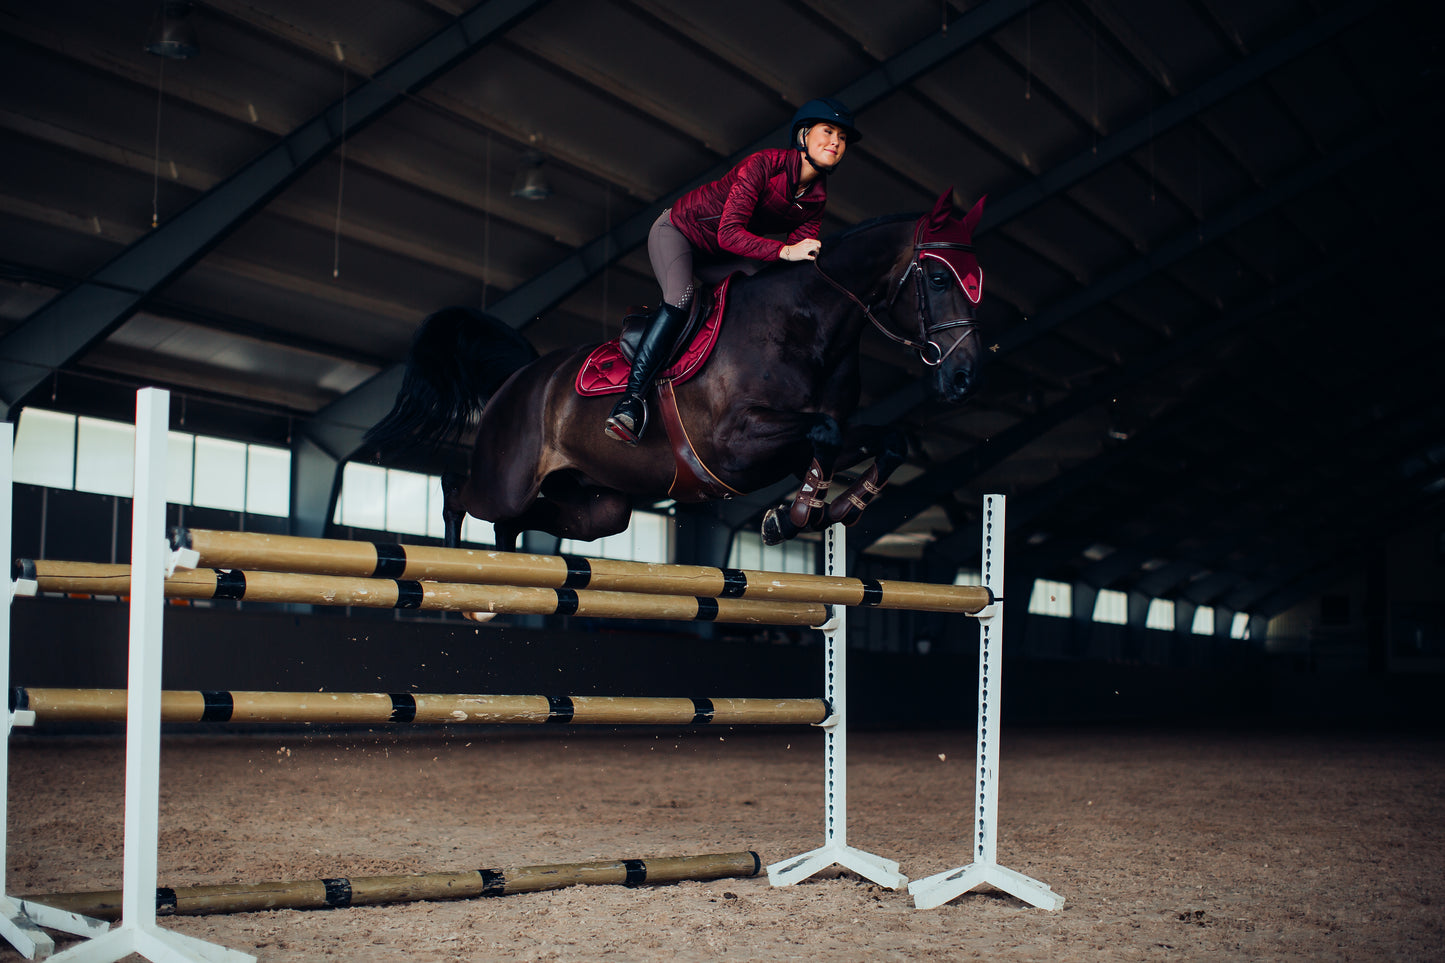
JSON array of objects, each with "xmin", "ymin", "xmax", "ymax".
[
  {"xmin": 827, "ymin": 428, "xmax": 909, "ymax": 527},
  {"xmin": 762, "ymin": 416, "xmax": 842, "ymax": 545},
  {"xmin": 441, "ymin": 469, "xmax": 468, "ymax": 549}
]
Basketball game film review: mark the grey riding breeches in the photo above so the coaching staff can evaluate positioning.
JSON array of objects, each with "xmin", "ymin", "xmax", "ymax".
[{"xmin": 649, "ymin": 209, "xmax": 764, "ymax": 310}]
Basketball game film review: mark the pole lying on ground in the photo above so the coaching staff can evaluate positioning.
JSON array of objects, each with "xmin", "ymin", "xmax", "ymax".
[
  {"xmin": 11, "ymin": 688, "xmax": 829, "ymax": 727},
  {"xmin": 24, "ymin": 851, "xmax": 763, "ymax": 921},
  {"xmin": 16, "ymin": 561, "xmax": 830, "ymax": 626},
  {"xmin": 171, "ymin": 528, "xmax": 993, "ymax": 614}
]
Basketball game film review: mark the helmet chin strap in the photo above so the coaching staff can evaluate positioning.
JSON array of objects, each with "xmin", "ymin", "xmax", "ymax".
[
  {"xmin": 801, "ymin": 148, "xmax": 837, "ymax": 175},
  {"xmin": 796, "ymin": 125, "xmax": 838, "ymax": 176}
]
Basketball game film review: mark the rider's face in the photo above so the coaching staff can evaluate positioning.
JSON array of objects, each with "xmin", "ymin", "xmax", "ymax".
[{"xmin": 804, "ymin": 123, "xmax": 847, "ymax": 171}]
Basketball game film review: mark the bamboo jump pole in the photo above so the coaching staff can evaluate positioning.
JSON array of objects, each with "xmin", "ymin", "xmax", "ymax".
[
  {"xmin": 172, "ymin": 528, "xmax": 993, "ymax": 614},
  {"xmin": 23, "ymin": 851, "xmax": 763, "ymax": 921},
  {"xmin": 11, "ymin": 687, "xmax": 829, "ymax": 727},
  {"xmin": 15, "ymin": 561, "xmax": 829, "ymax": 626}
]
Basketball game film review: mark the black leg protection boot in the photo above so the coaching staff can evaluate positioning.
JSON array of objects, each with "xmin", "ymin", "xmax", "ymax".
[{"xmin": 605, "ymin": 302, "xmax": 689, "ymax": 445}]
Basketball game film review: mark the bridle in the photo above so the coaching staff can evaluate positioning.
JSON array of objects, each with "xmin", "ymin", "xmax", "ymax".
[{"xmin": 812, "ymin": 234, "xmax": 980, "ymax": 368}]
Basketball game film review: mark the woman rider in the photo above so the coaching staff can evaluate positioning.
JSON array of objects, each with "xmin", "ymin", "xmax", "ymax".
[{"xmin": 604, "ymin": 98, "xmax": 860, "ymax": 445}]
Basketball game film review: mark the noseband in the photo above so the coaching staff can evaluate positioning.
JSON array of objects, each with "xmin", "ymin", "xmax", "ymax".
[{"xmin": 813, "ymin": 240, "xmax": 979, "ymax": 367}]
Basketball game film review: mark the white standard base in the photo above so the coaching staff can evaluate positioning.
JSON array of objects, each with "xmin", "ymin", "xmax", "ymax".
[
  {"xmin": 908, "ymin": 860, "xmax": 1063, "ymax": 911},
  {"xmin": 766, "ymin": 843, "xmax": 908, "ymax": 890},
  {"xmin": 0, "ymin": 896, "xmax": 109, "ymax": 961},
  {"xmin": 44, "ymin": 921, "xmax": 256, "ymax": 963}
]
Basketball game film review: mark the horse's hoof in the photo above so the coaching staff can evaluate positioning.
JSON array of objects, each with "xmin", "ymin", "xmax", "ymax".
[{"xmin": 761, "ymin": 508, "xmax": 786, "ymax": 546}]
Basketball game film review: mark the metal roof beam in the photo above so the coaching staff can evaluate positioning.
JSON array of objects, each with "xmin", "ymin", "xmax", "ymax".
[
  {"xmin": 0, "ymin": 0, "xmax": 548, "ymax": 415},
  {"xmin": 849, "ymin": 126, "xmax": 1398, "ymax": 549},
  {"xmin": 303, "ymin": 0, "xmax": 1036, "ymax": 462},
  {"xmin": 851, "ymin": 0, "xmax": 1376, "ymax": 426}
]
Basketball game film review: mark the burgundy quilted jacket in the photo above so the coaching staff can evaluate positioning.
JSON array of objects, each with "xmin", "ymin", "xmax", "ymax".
[{"xmin": 669, "ymin": 148, "xmax": 826, "ymax": 261}]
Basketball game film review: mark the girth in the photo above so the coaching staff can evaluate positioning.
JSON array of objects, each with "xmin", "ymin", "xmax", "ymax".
[{"xmin": 655, "ymin": 380, "xmax": 742, "ymax": 503}]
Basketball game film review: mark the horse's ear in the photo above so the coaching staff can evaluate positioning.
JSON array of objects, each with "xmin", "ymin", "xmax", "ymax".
[
  {"xmin": 961, "ymin": 194, "xmax": 986, "ymax": 235},
  {"xmin": 928, "ymin": 189, "xmax": 954, "ymax": 232}
]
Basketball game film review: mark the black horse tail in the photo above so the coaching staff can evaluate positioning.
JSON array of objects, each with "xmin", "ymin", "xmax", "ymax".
[{"xmin": 363, "ymin": 306, "xmax": 539, "ymax": 457}]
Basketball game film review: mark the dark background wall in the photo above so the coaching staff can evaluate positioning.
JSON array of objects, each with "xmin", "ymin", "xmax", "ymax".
[{"xmin": 8, "ymin": 484, "xmax": 1440, "ymax": 730}]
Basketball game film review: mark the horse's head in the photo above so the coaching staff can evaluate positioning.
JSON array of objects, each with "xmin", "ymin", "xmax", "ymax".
[{"xmin": 898, "ymin": 189, "xmax": 986, "ymax": 403}]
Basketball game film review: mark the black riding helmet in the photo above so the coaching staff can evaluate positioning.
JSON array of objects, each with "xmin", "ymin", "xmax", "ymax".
[{"xmin": 789, "ymin": 98, "xmax": 861, "ymax": 149}]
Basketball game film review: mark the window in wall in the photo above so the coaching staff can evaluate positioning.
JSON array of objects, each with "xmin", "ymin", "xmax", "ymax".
[
  {"xmin": 335, "ymin": 462, "xmax": 388, "ymax": 531},
  {"xmin": 333, "ymin": 466, "xmax": 496, "ymax": 544},
  {"xmin": 727, "ymin": 533, "xmax": 817, "ymax": 574},
  {"xmin": 192, "ymin": 436, "xmax": 249, "ymax": 511},
  {"xmin": 562, "ymin": 511, "xmax": 673, "ymax": 564},
  {"xmin": 75, "ymin": 417, "xmax": 135, "ymax": 497},
  {"xmin": 1092, "ymin": 588, "xmax": 1128, "ymax": 624},
  {"xmin": 1028, "ymin": 579, "xmax": 1071, "ymax": 617},
  {"xmin": 12, "ymin": 408, "xmax": 76, "ymax": 488},
  {"xmin": 384, "ymin": 468, "xmax": 429, "ymax": 537},
  {"xmin": 1230, "ymin": 612, "xmax": 1251, "ymax": 639},
  {"xmin": 167, "ymin": 433, "xmax": 195, "ymax": 505},
  {"xmin": 1146, "ymin": 598, "xmax": 1176, "ymax": 631},
  {"xmin": 460, "ymin": 515, "xmax": 496, "ymax": 545},
  {"xmin": 1192, "ymin": 604, "xmax": 1216, "ymax": 635},
  {"xmin": 12, "ymin": 407, "xmax": 291, "ymax": 517},
  {"xmin": 244, "ymin": 444, "xmax": 290, "ymax": 517}
]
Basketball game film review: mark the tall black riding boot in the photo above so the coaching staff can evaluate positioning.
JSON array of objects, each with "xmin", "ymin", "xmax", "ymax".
[{"xmin": 605, "ymin": 302, "xmax": 689, "ymax": 445}]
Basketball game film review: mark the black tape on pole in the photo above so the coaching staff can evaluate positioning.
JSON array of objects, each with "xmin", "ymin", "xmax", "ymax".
[
  {"xmin": 690, "ymin": 698, "xmax": 715, "ymax": 724},
  {"xmin": 479, "ymin": 869, "xmax": 507, "ymax": 896},
  {"xmin": 389, "ymin": 693, "xmax": 418, "ymax": 724},
  {"xmin": 200, "ymin": 690, "xmax": 234, "ymax": 722},
  {"xmin": 212, "ymin": 569, "xmax": 247, "ymax": 600},
  {"xmin": 560, "ymin": 555, "xmax": 591, "ymax": 589},
  {"xmin": 720, "ymin": 569, "xmax": 748, "ymax": 598},
  {"xmin": 553, "ymin": 588, "xmax": 580, "ymax": 616},
  {"xmin": 392, "ymin": 580, "xmax": 424, "ymax": 609},
  {"xmin": 694, "ymin": 597, "xmax": 719, "ymax": 621},
  {"xmin": 9, "ymin": 687, "xmax": 27, "ymax": 712},
  {"xmin": 371, "ymin": 542, "xmax": 407, "ymax": 579},
  {"xmin": 323, "ymin": 878, "xmax": 352, "ymax": 908},
  {"xmin": 623, "ymin": 859, "xmax": 647, "ymax": 887},
  {"xmin": 155, "ymin": 886, "xmax": 178, "ymax": 916},
  {"xmin": 859, "ymin": 579, "xmax": 884, "ymax": 606},
  {"xmin": 546, "ymin": 695, "xmax": 575, "ymax": 723}
]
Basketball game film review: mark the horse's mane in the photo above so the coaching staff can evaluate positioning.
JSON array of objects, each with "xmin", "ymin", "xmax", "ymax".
[
  {"xmin": 823, "ymin": 211, "xmax": 917, "ymax": 245},
  {"xmin": 810, "ymin": 211, "xmax": 918, "ymax": 280},
  {"xmin": 736, "ymin": 212, "xmax": 918, "ymax": 287}
]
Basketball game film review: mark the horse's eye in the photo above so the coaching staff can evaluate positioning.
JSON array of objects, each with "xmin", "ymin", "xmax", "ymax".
[{"xmin": 928, "ymin": 271, "xmax": 952, "ymax": 290}]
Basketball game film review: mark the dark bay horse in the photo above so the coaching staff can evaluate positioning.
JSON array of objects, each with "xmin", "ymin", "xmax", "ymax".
[{"xmin": 365, "ymin": 189, "xmax": 988, "ymax": 553}]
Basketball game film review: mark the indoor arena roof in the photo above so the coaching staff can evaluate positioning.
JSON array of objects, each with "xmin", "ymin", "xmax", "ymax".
[{"xmin": 0, "ymin": 0, "xmax": 1439, "ymax": 617}]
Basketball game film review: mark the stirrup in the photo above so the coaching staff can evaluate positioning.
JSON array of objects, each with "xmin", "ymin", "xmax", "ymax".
[{"xmin": 605, "ymin": 397, "xmax": 646, "ymax": 445}]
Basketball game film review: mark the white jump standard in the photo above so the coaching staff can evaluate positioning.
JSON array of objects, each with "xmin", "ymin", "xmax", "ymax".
[
  {"xmin": 766, "ymin": 522, "xmax": 908, "ymax": 891},
  {"xmin": 39, "ymin": 389, "xmax": 254, "ymax": 962},
  {"xmin": 909, "ymin": 494, "xmax": 1063, "ymax": 911},
  {"xmin": 0, "ymin": 424, "xmax": 112, "ymax": 960}
]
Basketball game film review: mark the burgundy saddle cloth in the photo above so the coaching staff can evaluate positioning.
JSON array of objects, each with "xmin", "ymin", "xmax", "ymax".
[{"xmin": 574, "ymin": 273, "xmax": 735, "ymax": 396}]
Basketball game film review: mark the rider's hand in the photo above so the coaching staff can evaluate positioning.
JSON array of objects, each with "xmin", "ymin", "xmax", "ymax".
[{"xmin": 779, "ymin": 239, "xmax": 822, "ymax": 261}]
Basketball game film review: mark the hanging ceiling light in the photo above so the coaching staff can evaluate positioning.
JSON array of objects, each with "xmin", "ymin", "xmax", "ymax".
[
  {"xmin": 510, "ymin": 150, "xmax": 553, "ymax": 201},
  {"xmin": 145, "ymin": 1, "xmax": 199, "ymax": 59}
]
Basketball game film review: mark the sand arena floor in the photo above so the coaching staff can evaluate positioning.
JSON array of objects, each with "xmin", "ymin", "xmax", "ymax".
[{"xmin": 3, "ymin": 726, "xmax": 1442, "ymax": 962}]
